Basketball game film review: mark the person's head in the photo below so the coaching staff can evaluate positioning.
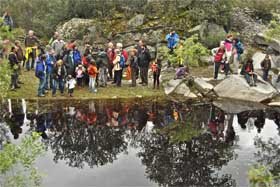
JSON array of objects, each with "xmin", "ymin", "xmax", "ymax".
[
  {"xmin": 41, "ymin": 54, "xmax": 47, "ymax": 61},
  {"xmin": 247, "ymin": 58, "xmax": 253, "ymax": 64},
  {"xmin": 90, "ymin": 59, "xmax": 96, "ymax": 66},
  {"xmin": 232, "ymin": 38, "xmax": 238, "ymax": 44},
  {"xmin": 138, "ymin": 40, "xmax": 144, "ymax": 47},
  {"xmin": 10, "ymin": 46, "xmax": 16, "ymax": 52},
  {"xmin": 4, "ymin": 11, "xmax": 9, "ymax": 16},
  {"xmin": 28, "ymin": 30, "xmax": 34, "ymax": 37},
  {"xmin": 115, "ymin": 48, "xmax": 121, "ymax": 55},
  {"xmin": 220, "ymin": 41, "xmax": 225, "ymax": 49},
  {"xmin": 54, "ymin": 32, "xmax": 59, "ymax": 38},
  {"xmin": 130, "ymin": 48, "xmax": 137, "ymax": 56},
  {"xmin": 265, "ymin": 54, "xmax": 270, "ymax": 59},
  {"xmin": 57, "ymin": 60, "xmax": 63, "ymax": 66},
  {"xmin": 116, "ymin": 43, "xmax": 123, "ymax": 50},
  {"xmin": 15, "ymin": 40, "xmax": 20, "ymax": 46},
  {"xmin": 68, "ymin": 75, "xmax": 72, "ymax": 79},
  {"xmin": 226, "ymin": 34, "xmax": 233, "ymax": 41},
  {"xmin": 108, "ymin": 42, "xmax": 114, "ymax": 49},
  {"xmin": 78, "ymin": 64, "xmax": 83, "ymax": 69},
  {"xmin": 171, "ymin": 30, "xmax": 175, "ymax": 35}
]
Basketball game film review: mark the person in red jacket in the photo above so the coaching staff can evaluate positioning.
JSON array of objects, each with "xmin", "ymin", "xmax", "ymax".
[
  {"xmin": 212, "ymin": 42, "xmax": 226, "ymax": 80},
  {"xmin": 87, "ymin": 60, "xmax": 98, "ymax": 93}
]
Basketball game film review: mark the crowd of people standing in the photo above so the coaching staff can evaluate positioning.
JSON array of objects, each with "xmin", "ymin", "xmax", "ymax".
[{"xmin": 5, "ymin": 29, "xmax": 170, "ymax": 97}]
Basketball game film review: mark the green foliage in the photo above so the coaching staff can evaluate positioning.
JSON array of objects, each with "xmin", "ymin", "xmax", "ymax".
[
  {"xmin": 166, "ymin": 34, "xmax": 209, "ymax": 67},
  {"xmin": 0, "ymin": 132, "xmax": 45, "ymax": 187},
  {"xmin": 0, "ymin": 18, "xmax": 14, "ymax": 40},
  {"xmin": 233, "ymin": 0, "xmax": 280, "ymax": 21},
  {"xmin": 248, "ymin": 165, "xmax": 280, "ymax": 187},
  {"xmin": 160, "ymin": 121, "xmax": 202, "ymax": 144},
  {"xmin": 0, "ymin": 60, "xmax": 12, "ymax": 99},
  {"xmin": 265, "ymin": 20, "xmax": 280, "ymax": 40}
]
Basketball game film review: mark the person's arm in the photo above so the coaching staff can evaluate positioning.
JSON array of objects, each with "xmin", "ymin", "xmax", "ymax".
[
  {"xmin": 165, "ymin": 34, "xmax": 171, "ymax": 41},
  {"xmin": 113, "ymin": 55, "xmax": 120, "ymax": 65}
]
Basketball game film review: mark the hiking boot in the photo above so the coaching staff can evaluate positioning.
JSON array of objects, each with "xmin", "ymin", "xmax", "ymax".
[
  {"xmin": 139, "ymin": 82, "xmax": 143, "ymax": 84},
  {"xmin": 52, "ymin": 94, "xmax": 56, "ymax": 97},
  {"xmin": 38, "ymin": 94, "xmax": 45, "ymax": 97}
]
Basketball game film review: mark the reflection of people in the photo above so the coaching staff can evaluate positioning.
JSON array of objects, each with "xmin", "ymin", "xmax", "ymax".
[
  {"xmin": 237, "ymin": 112, "xmax": 249, "ymax": 129},
  {"xmin": 254, "ymin": 111, "xmax": 265, "ymax": 133}
]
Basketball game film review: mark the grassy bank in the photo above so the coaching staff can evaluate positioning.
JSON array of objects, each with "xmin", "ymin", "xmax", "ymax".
[{"xmin": 7, "ymin": 71, "xmax": 165, "ymax": 100}]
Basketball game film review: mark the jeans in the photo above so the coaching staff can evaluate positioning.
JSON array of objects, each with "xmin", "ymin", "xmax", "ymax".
[
  {"xmin": 115, "ymin": 70, "xmax": 122, "ymax": 86},
  {"xmin": 89, "ymin": 77, "xmax": 97, "ymax": 92},
  {"xmin": 11, "ymin": 72, "xmax": 18, "ymax": 88},
  {"xmin": 140, "ymin": 66, "xmax": 149, "ymax": 84},
  {"xmin": 45, "ymin": 72, "xmax": 53, "ymax": 90},
  {"xmin": 98, "ymin": 67, "xmax": 107, "ymax": 87},
  {"xmin": 214, "ymin": 62, "xmax": 220, "ymax": 79},
  {"xmin": 245, "ymin": 73, "xmax": 257, "ymax": 85},
  {"xmin": 131, "ymin": 68, "xmax": 137, "ymax": 86},
  {"xmin": 108, "ymin": 63, "xmax": 114, "ymax": 80},
  {"xmin": 52, "ymin": 78, "xmax": 64, "ymax": 95},
  {"xmin": 26, "ymin": 49, "xmax": 36, "ymax": 70},
  {"xmin": 262, "ymin": 69, "xmax": 269, "ymax": 81},
  {"xmin": 38, "ymin": 76, "xmax": 46, "ymax": 96},
  {"xmin": 77, "ymin": 77, "xmax": 84, "ymax": 87},
  {"xmin": 153, "ymin": 70, "xmax": 161, "ymax": 88}
]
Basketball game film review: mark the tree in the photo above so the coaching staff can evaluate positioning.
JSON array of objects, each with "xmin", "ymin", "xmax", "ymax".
[{"xmin": 0, "ymin": 132, "xmax": 45, "ymax": 187}]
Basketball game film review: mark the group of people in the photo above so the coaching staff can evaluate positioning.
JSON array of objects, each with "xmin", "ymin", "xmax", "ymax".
[
  {"xmin": 6, "ymin": 29, "xmax": 170, "ymax": 97},
  {"xmin": 212, "ymin": 34, "xmax": 272, "ymax": 86}
]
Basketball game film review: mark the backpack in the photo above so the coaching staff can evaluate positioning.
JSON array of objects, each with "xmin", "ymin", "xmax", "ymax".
[
  {"xmin": 214, "ymin": 49, "xmax": 225, "ymax": 62},
  {"xmin": 119, "ymin": 54, "xmax": 126, "ymax": 68},
  {"xmin": 236, "ymin": 41, "xmax": 244, "ymax": 54}
]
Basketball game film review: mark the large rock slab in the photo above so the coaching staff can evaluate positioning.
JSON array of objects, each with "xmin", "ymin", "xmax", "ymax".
[
  {"xmin": 213, "ymin": 99, "xmax": 267, "ymax": 114},
  {"xmin": 194, "ymin": 78, "xmax": 214, "ymax": 95},
  {"xmin": 252, "ymin": 52, "xmax": 276, "ymax": 69},
  {"xmin": 174, "ymin": 83, "xmax": 190, "ymax": 95},
  {"xmin": 254, "ymin": 33, "xmax": 280, "ymax": 53},
  {"xmin": 163, "ymin": 79, "xmax": 183, "ymax": 95},
  {"xmin": 214, "ymin": 75, "xmax": 277, "ymax": 103},
  {"xmin": 128, "ymin": 14, "xmax": 145, "ymax": 28}
]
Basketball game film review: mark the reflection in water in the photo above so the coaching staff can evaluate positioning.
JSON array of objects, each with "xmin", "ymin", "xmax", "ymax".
[{"xmin": 0, "ymin": 99, "xmax": 280, "ymax": 186}]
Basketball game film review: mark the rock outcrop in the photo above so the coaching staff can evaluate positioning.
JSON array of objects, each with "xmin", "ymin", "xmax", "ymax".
[
  {"xmin": 194, "ymin": 78, "xmax": 214, "ymax": 95},
  {"xmin": 214, "ymin": 75, "xmax": 277, "ymax": 102}
]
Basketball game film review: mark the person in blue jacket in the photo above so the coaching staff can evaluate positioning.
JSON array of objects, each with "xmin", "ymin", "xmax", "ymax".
[
  {"xmin": 166, "ymin": 30, "xmax": 179, "ymax": 54},
  {"xmin": 35, "ymin": 54, "xmax": 47, "ymax": 97},
  {"xmin": 73, "ymin": 45, "xmax": 82, "ymax": 66},
  {"xmin": 45, "ymin": 47, "xmax": 56, "ymax": 90}
]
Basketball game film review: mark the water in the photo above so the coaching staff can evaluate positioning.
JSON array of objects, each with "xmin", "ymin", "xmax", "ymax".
[{"xmin": 0, "ymin": 99, "xmax": 279, "ymax": 187}]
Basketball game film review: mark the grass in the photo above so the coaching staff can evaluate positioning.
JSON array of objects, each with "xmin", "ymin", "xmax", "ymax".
[{"xmin": 7, "ymin": 70, "xmax": 165, "ymax": 100}]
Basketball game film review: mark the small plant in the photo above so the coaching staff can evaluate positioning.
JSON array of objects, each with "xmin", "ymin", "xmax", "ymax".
[
  {"xmin": 248, "ymin": 165, "xmax": 280, "ymax": 187},
  {"xmin": 265, "ymin": 20, "xmax": 280, "ymax": 41},
  {"xmin": 159, "ymin": 34, "xmax": 209, "ymax": 67},
  {"xmin": 0, "ymin": 60, "xmax": 12, "ymax": 99},
  {"xmin": 0, "ymin": 132, "xmax": 46, "ymax": 187}
]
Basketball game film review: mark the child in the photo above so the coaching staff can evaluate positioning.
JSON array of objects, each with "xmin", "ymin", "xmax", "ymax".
[
  {"xmin": 75, "ymin": 64, "xmax": 85, "ymax": 87},
  {"xmin": 174, "ymin": 65, "xmax": 189, "ymax": 80},
  {"xmin": 87, "ymin": 60, "xmax": 98, "ymax": 93},
  {"xmin": 151, "ymin": 59, "xmax": 162, "ymax": 89},
  {"xmin": 66, "ymin": 75, "xmax": 76, "ymax": 97}
]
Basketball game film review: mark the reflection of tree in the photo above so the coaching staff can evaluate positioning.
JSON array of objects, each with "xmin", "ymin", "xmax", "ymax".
[
  {"xmin": 49, "ymin": 117, "xmax": 128, "ymax": 168},
  {"xmin": 138, "ymin": 132, "xmax": 236, "ymax": 186},
  {"xmin": 254, "ymin": 138, "xmax": 280, "ymax": 176}
]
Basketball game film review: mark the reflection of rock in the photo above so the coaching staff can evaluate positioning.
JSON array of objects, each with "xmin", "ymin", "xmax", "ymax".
[
  {"xmin": 213, "ymin": 99, "xmax": 267, "ymax": 114},
  {"xmin": 194, "ymin": 78, "xmax": 214, "ymax": 95},
  {"xmin": 214, "ymin": 75, "xmax": 277, "ymax": 102},
  {"xmin": 163, "ymin": 79, "xmax": 183, "ymax": 95},
  {"xmin": 128, "ymin": 14, "xmax": 145, "ymax": 28}
]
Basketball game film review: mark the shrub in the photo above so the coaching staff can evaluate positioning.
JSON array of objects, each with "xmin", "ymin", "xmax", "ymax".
[
  {"xmin": 0, "ymin": 132, "xmax": 45, "ymax": 187},
  {"xmin": 0, "ymin": 60, "xmax": 11, "ymax": 99},
  {"xmin": 168, "ymin": 34, "xmax": 209, "ymax": 67},
  {"xmin": 265, "ymin": 20, "xmax": 280, "ymax": 40}
]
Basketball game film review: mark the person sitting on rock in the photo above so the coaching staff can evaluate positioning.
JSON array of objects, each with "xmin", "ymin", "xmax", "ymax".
[
  {"xmin": 260, "ymin": 54, "xmax": 271, "ymax": 81},
  {"xmin": 241, "ymin": 58, "xmax": 257, "ymax": 87},
  {"xmin": 174, "ymin": 64, "xmax": 189, "ymax": 79}
]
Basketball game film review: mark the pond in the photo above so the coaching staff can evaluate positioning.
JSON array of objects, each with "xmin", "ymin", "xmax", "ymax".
[{"xmin": 0, "ymin": 99, "xmax": 280, "ymax": 187}]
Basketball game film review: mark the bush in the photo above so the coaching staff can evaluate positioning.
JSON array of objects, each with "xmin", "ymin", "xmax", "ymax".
[
  {"xmin": 0, "ymin": 132, "xmax": 45, "ymax": 187},
  {"xmin": 0, "ymin": 59, "xmax": 11, "ymax": 99},
  {"xmin": 167, "ymin": 34, "xmax": 209, "ymax": 67},
  {"xmin": 248, "ymin": 165, "xmax": 280, "ymax": 187},
  {"xmin": 265, "ymin": 20, "xmax": 280, "ymax": 40}
]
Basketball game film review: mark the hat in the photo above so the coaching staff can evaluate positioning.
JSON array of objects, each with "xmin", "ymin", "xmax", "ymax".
[{"xmin": 78, "ymin": 64, "xmax": 83, "ymax": 68}]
